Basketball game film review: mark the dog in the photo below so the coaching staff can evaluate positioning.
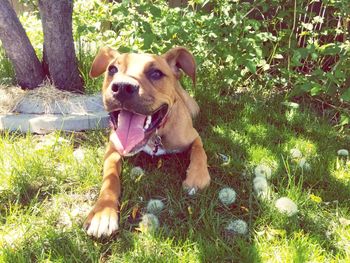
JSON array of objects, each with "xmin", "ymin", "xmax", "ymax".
[{"xmin": 83, "ymin": 46, "xmax": 210, "ymax": 238}]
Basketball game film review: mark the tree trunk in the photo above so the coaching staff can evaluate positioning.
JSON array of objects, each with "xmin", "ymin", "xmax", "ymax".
[
  {"xmin": 0, "ymin": 0, "xmax": 45, "ymax": 89},
  {"xmin": 38, "ymin": 0, "xmax": 84, "ymax": 93}
]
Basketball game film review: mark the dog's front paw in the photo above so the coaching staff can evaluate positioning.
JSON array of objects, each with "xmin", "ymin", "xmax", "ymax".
[
  {"xmin": 83, "ymin": 200, "xmax": 119, "ymax": 238},
  {"xmin": 183, "ymin": 166, "xmax": 210, "ymax": 195}
]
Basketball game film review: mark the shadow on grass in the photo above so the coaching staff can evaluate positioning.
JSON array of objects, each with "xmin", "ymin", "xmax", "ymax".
[
  {"xmin": 89, "ymin": 92, "xmax": 258, "ymax": 261},
  {"xmin": 100, "ymin": 91, "xmax": 349, "ymax": 261},
  {"xmin": 2, "ymin": 91, "xmax": 350, "ymax": 262}
]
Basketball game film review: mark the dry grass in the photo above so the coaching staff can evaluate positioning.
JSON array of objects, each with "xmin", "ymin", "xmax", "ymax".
[
  {"xmin": 0, "ymin": 82, "xmax": 102, "ymax": 115},
  {"xmin": 0, "ymin": 85, "xmax": 25, "ymax": 114}
]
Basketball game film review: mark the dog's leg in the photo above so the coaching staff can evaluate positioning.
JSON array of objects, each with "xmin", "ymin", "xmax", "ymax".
[
  {"xmin": 84, "ymin": 143, "xmax": 121, "ymax": 238},
  {"xmin": 183, "ymin": 136, "xmax": 210, "ymax": 194}
]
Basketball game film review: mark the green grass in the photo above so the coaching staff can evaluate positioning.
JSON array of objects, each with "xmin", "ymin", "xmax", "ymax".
[
  {"xmin": 1, "ymin": 1, "xmax": 349, "ymax": 261},
  {"xmin": 0, "ymin": 49, "xmax": 15, "ymax": 86},
  {"xmin": 1, "ymin": 91, "xmax": 349, "ymax": 262}
]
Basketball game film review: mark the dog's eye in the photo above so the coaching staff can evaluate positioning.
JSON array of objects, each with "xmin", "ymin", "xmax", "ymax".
[
  {"xmin": 148, "ymin": 69, "xmax": 164, "ymax": 81},
  {"xmin": 108, "ymin": 65, "xmax": 118, "ymax": 76}
]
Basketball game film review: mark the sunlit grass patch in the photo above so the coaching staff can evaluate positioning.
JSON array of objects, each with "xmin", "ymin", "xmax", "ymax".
[
  {"xmin": 107, "ymin": 232, "xmax": 202, "ymax": 262},
  {"xmin": 248, "ymin": 146, "xmax": 278, "ymax": 170},
  {"xmin": 255, "ymin": 230, "xmax": 333, "ymax": 263},
  {"xmin": 0, "ymin": 132, "xmax": 104, "ymax": 203},
  {"xmin": 1, "ymin": 92, "xmax": 350, "ymax": 262},
  {"xmin": 332, "ymin": 153, "xmax": 350, "ymax": 182},
  {"xmin": 283, "ymin": 137, "xmax": 318, "ymax": 159},
  {"xmin": 332, "ymin": 169, "xmax": 350, "ymax": 181},
  {"xmin": 0, "ymin": 50, "xmax": 15, "ymax": 85}
]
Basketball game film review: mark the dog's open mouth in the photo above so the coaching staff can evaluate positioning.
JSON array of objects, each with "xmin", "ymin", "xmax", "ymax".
[{"xmin": 109, "ymin": 105, "xmax": 169, "ymax": 155}]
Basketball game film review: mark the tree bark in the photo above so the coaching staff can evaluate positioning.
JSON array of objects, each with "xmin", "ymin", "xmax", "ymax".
[
  {"xmin": 0, "ymin": 0, "xmax": 45, "ymax": 89},
  {"xmin": 38, "ymin": 0, "xmax": 84, "ymax": 93}
]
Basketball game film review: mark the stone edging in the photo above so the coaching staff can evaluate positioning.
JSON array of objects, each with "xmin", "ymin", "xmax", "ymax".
[{"xmin": 0, "ymin": 111, "xmax": 109, "ymax": 134}]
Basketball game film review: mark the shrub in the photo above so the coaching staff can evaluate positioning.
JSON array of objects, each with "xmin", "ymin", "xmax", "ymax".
[{"xmin": 1, "ymin": 0, "xmax": 349, "ymax": 125}]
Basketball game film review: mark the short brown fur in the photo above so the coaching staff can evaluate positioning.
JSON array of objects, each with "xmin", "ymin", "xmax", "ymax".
[{"xmin": 84, "ymin": 47, "xmax": 210, "ymax": 238}]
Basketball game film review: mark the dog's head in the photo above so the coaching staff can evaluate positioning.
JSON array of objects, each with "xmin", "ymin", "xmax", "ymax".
[{"xmin": 90, "ymin": 47, "xmax": 196, "ymax": 155}]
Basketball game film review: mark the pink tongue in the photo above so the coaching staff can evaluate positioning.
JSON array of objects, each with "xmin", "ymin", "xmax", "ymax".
[{"xmin": 113, "ymin": 110, "xmax": 146, "ymax": 155}]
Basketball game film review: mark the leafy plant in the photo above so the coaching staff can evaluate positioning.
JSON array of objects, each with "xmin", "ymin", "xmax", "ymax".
[{"xmin": 1, "ymin": 0, "xmax": 349, "ymax": 125}]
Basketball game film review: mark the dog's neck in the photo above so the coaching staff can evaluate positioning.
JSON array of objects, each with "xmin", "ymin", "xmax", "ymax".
[
  {"xmin": 154, "ymin": 91, "xmax": 199, "ymax": 152},
  {"xmin": 174, "ymin": 83, "xmax": 199, "ymax": 118}
]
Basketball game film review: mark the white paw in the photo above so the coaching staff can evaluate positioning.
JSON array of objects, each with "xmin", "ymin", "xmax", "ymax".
[{"xmin": 84, "ymin": 206, "xmax": 119, "ymax": 238}]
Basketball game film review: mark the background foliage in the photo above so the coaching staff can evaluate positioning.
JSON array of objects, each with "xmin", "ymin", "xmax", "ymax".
[
  {"xmin": 4, "ymin": 0, "xmax": 348, "ymax": 127},
  {"xmin": 1, "ymin": 1, "xmax": 350, "ymax": 262}
]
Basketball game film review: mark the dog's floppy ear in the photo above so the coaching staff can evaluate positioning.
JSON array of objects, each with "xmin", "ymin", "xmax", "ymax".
[
  {"xmin": 89, "ymin": 47, "xmax": 119, "ymax": 78},
  {"xmin": 163, "ymin": 47, "xmax": 196, "ymax": 86}
]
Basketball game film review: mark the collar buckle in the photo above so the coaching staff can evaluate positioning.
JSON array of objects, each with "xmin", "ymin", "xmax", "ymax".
[{"xmin": 152, "ymin": 130, "xmax": 163, "ymax": 155}]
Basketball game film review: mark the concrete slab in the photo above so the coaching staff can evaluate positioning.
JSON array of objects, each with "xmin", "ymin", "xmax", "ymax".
[
  {"xmin": 0, "ymin": 112, "xmax": 109, "ymax": 134},
  {"xmin": 14, "ymin": 94, "xmax": 105, "ymax": 114},
  {"xmin": 0, "ymin": 86, "xmax": 111, "ymax": 134}
]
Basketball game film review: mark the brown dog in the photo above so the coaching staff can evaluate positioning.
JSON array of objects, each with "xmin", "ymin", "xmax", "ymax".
[{"xmin": 84, "ymin": 47, "xmax": 210, "ymax": 238}]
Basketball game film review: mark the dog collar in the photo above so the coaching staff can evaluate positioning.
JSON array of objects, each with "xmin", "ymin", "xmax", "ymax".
[
  {"xmin": 151, "ymin": 108, "xmax": 171, "ymax": 155},
  {"xmin": 152, "ymin": 132, "xmax": 163, "ymax": 155}
]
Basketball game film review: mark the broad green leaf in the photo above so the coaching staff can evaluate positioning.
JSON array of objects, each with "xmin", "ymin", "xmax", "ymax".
[
  {"xmin": 341, "ymin": 88, "xmax": 350, "ymax": 102},
  {"xmin": 142, "ymin": 34, "xmax": 154, "ymax": 49},
  {"xmin": 291, "ymin": 50, "xmax": 302, "ymax": 66},
  {"xmin": 245, "ymin": 60, "xmax": 256, "ymax": 74},
  {"xmin": 149, "ymin": 6, "xmax": 161, "ymax": 17},
  {"xmin": 339, "ymin": 114, "xmax": 349, "ymax": 126},
  {"xmin": 118, "ymin": 46, "xmax": 131, "ymax": 53},
  {"xmin": 319, "ymin": 43, "xmax": 341, "ymax": 55},
  {"xmin": 310, "ymin": 85, "xmax": 323, "ymax": 96},
  {"xmin": 300, "ymin": 82, "xmax": 313, "ymax": 92}
]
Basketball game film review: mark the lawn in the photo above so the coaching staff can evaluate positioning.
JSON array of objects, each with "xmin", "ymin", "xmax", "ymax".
[
  {"xmin": 1, "ymin": 90, "xmax": 349, "ymax": 262},
  {"xmin": 1, "ymin": 0, "xmax": 350, "ymax": 262}
]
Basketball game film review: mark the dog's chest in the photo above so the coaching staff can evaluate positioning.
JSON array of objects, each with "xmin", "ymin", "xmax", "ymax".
[
  {"xmin": 141, "ymin": 135, "xmax": 181, "ymax": 156},
  {"xmin": 142, "ymin": 143, "xmax": 168, "ymax": 156}
]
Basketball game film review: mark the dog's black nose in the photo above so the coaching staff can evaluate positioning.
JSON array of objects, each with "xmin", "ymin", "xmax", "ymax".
[{"xmin": 111, "ymin": 82, "xmax": 139, "ymax": 101}]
